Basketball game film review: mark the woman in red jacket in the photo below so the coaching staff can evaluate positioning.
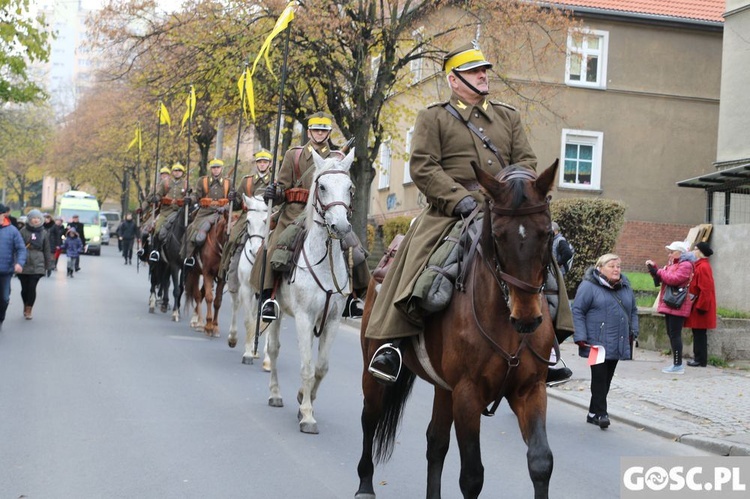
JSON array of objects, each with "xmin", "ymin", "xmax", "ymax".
[{"xmin": 684, "ymin": 242, "xmax": 717, "ymax": 367}]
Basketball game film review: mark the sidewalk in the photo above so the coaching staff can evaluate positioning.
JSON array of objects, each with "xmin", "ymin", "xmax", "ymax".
[{"xmin": 548, "ymin": 341, "xmax": 750, "ymax": 456}]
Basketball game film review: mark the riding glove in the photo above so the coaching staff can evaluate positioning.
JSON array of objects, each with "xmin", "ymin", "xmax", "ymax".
[
  {"xmin": 453, "ymin": 196, "xmax": 478, "ymax": 217},
  {"xmin": 227, "ymin": 190, "xmax": 237, "ymax": 202},
  {"xmin": 264, "ymin": 184, "xmax": 284, "ymax": 204}
]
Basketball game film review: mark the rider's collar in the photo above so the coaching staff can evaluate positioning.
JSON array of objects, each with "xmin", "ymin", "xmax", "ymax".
[{"xmin": 451, "ymin": 96, "xmax": 492, "ymax": 122}]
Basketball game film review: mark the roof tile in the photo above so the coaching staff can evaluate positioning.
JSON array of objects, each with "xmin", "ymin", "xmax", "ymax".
[{"xmin": 552, "ymin": 1, "xmax": 725, "ymax": 23}]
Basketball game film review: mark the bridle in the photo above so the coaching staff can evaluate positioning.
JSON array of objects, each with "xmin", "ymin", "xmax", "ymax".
[
  {"xmin": 311, "ymin": 169, "xmax": 353, "ymax": 240},
  {"xmin": 242, "ymin": 206, "xmax": 267, "ymax": 265}
]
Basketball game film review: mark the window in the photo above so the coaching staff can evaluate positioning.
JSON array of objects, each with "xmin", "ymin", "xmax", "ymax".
[
  {"xmin": 565, "ymin": 29, "xmax": 608, "ymax": 89},
  {"xmin": 403, "ymin": 127, "xmax": 413, "ymax": 184},
  {"xmin": 559, "ymin": 129, "xmax": 603, "ymax": 190},
  {"xmin": 410, "ymin": 28, "xmax": 424, "ymax": 84},
  {"xmin": 378, "ymin": 139, "xmax": 391, "ymax": 189}
]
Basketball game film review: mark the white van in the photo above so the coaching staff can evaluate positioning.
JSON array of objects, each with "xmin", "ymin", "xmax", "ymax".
[{"xmin": 101, "ymin": 211, "xmax": 121, "ymax": 237}]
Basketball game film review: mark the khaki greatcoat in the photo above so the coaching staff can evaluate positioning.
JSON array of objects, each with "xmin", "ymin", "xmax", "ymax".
[
  {"xmin": 153, "ymin": 176, "xmax": 188, "ymax": 234},
  {"xmin": 365, "ymin": 94, "xmax": 538, "ymax": 340}
]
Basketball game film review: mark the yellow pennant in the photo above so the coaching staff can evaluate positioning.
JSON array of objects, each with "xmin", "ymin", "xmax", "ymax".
[
  {"xmin": 248, "ymin": 2, "xmax": 295, "ymax": 122},
  {"xmin": 127, "ymin": 123, "xmax": 142, "ymax": 152},
  {"xmin": 237, "ymin": 67, "xmax": 252, "ymax": 120},
  {"xmin": 159, "ymin": 102, "xmax": 171, "ymax": 127},
  {"xmin": 180, "ymin": 85, "xmax": 196, "ymax": 133}
]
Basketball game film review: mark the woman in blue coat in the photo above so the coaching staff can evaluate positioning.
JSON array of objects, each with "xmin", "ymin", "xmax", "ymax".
[{"xmin": 573, "ymin": 254, "xmax": 639, "ymax": 430}]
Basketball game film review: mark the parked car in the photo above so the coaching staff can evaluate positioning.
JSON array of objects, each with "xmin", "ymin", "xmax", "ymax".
[
  {"xmin": 100, "ymin": 215, "xmax": 110, "ymax": 245},
  {"xmin": 101, "ymin": 211, "xmax": 121, "ymax": 238}
]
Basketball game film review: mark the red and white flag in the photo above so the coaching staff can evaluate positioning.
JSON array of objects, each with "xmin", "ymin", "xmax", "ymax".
[{"xmin": 588, "ymin": 345, "xmax": 606, "ymax": 366}]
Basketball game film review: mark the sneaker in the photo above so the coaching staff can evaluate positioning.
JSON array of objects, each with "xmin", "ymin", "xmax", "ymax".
[
  {"xmin": 586, "ymin": 413, "xmax": 610, "ymax": 429},
  {"xmin": 687, "ymin": 360, "xmax": 703, "ymax": 367},
  {"xmin": 661, "ymin": 364, "xmax": 685, "ymax": 374},
  {"xmin": 368, "ymin": 344, "xmax": 402, "ymax": 384}
]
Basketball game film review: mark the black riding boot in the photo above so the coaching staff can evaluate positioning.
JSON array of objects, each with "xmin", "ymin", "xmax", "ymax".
[
  {"xmin": 368, "ymin": 340, "xmax": 403, "ymax": 385},
  {"xmin": 342, "ymin": 294, "xmax": 364, "ymax": 318},
  {"xmin": 260, "ymin": 289, "xmax": 279, "ymax": 323}
]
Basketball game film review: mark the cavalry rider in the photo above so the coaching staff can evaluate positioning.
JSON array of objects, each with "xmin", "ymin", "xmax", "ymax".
[
  {"xmin": 219, "ymin": 148, "xmax": 274, "ymax": 289},
  {"xmin": 365, "ymin": 41, "xmax": 575, "ymax": 384},
  {"xmin": 148, "ymin": 162, "xmax": 188, "ymax": 261},
  {"xmin": 249, "ymin": 111, "xmax": 367, "ymax": 321},
  {"xmin": 182, "ymin": 158, "xmax": 231, "ymax": 267}
]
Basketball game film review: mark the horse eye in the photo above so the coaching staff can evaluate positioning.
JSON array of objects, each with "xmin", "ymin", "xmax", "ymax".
[{"xmin": 319, "ymin": 184, "xmax": 326, "ymax": 192}]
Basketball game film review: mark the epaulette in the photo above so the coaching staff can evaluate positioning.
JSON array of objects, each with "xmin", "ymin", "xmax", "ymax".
[
  {"xmin": 427, "ymin": 100, "xmax": 449, "ymax": 109},
  {"xmin": 490, "ymin": 100, "xmax": 517, "ymax": 111}
]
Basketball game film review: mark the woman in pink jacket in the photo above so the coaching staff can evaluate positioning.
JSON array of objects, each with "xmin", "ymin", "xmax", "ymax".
[
  {"xmin": 646, "ymin": 241, "xmax": 696, "ymax": 374},
  {"xmin": 684, "ymin": 242, "xmax": 717, "ymax": 367}
]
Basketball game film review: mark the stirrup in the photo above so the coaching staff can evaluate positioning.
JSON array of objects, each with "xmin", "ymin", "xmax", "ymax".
[
  {"xmin": 546, "ymin": 357, "xmax": 572, "ymax": 387},
  {"xmin": 261, "ymin": 298, "xmax": 280, "ymax": 323},
  {"xmin": 368, "ymin": 343, "xmax": 402, "ymax": 384},
  {"xmin": 184, "ymin": 257, "xmax": 195, "ymax": 268},
  {"xmin": 149, "ymin": 250, "xmax": 160, "ymax": 262},
  {"xmin": 347, "ymin": 297, "xmax": 365, "ymax": 318},
  {"xmin": 136, "ymin": 248, "xmax": 145, "ymax": 258}
]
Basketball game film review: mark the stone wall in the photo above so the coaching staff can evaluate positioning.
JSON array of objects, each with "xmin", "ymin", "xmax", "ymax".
[
  {"xmin": 708, "ymin": 225, "xmax": 750, "ymax": 313},
  {"xmin": 615, "ymin": 221, "xmax": 693, "ymax": 271}
]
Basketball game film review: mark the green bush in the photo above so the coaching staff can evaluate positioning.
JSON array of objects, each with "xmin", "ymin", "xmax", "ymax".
[
  {"xmin": 551, "ymin": 198, "xmax": 627, "ymax": 296},
  {"xmin": 366, "ymin": 224, "xmax": 375, "ymax": 252},
  {"xmin": 382, "ymin": 216, "xmax": 412, "ymax": 247}
]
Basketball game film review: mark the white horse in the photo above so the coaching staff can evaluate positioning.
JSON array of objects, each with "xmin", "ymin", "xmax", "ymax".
[
  {"xmin": 246, "ymin": 148, "xmax": 355, "ymax": 434},
  {"xmin": 227, "ymin": 194, "xmax": 269, "ymax": 360}
]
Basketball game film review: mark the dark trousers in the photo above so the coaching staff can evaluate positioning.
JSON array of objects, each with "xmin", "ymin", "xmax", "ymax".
[
  {"xmin": 18, "ymin": 274, "xmax": 42, "ymax": 307},
  {"xmin": 665, "ymin": 314, "xmax": 685, "ymax": 365},
  {"xmin": 0, "ymin": 272, "xmax": 13, "ymax": 322},
  {"xmin": 589, "ymin": 359, "xmax": 618, "ymax": 416},
  {"xmin": 692, "ymin": 328, "xmax": 708, "ymax": 366},
  {"xmin": 121, "ymin": 238, "xmax": 135, "ymax": 260}
]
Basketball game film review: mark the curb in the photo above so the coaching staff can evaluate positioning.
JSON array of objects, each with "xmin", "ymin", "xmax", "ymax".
[{"xmin": 547, "ymin": 387, "xmax": 750, "ymax": 456}]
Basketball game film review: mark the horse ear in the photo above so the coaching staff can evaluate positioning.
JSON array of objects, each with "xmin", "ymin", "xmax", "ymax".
[
  {"xmin": 340, "ymin": 148, "xmax": 355, "ymax": 172},
  {"xmin": 472, "ymin": 161, "xmax": 501, "ymax": 198},
  {"xmin": 312, "ymin": 149, "xmax": 325, "ymax": 169},
  {"xmin": 535, "ymin": 159, "xmax": 559, "ymax": 195}
]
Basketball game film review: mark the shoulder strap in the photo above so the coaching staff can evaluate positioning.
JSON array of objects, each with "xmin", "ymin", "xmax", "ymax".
[
  {"xmin": 223, "ymin": 178, "xmax": 230, "ymax": 197},
  {"xmin": 202, "ymin": 176, "xmax": 208, "ymax": 195},
  {"xmin": 293, "ymin": 147, "xmax": 304, "ymax": 183},
  {"xmin": 444, "ymin": 103, "xmax": 508, "ymax": 169}
]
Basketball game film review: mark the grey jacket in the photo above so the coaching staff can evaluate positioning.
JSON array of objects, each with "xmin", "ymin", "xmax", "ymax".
[
  {"xmin": 572, "ymin": 267, "xmax": 639, "ymax": 361},
  {"xmin": 19, "ymin": 225, "xmax": 53, "ymax": 275}
]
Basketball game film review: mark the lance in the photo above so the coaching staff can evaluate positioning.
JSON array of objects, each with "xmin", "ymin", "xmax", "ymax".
[
  {"xmin": 253, "ymin": 21, "xmax": 292, "ymax": 357},
  {"xmin": 184, "ymin": 88, "xmax": 194, "ymax": 227},
  {"xmin": 153, "ymin": 102, "xmax": 163, "ymax": 223},
  {"xmin": 227, "ymin": 63, "xmax": 250, "ymax": 235}
]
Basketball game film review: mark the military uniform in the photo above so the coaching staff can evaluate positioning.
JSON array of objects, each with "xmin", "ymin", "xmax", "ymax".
[
  {"xmin": 365, "ymin": 93, "xmax": 539, "ymax": 340},
  {"xmin": 182, "ymin": 170, "xmax": 231, "ymax": 260},
  {"xmin": 153, "ymin": 175, "xmax": 188, "ymax": 235},
  {"xmin": 220, "ymin": 168, "xmax": 272, "ymax": 285},
  {"xmin": 249, "ymin": 141, "xmax": 339, "ymax": 293}
]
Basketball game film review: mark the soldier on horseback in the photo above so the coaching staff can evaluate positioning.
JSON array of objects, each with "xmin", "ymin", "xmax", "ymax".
[
  {"xmin": 366, "ymin": 41, "xmax": 575, "ymax": 384},
  {"xmin": 249, "ymin": 112, "xmax": 368, "ymax": 321},
  {"xmin": 182, "ymin": 158, "xmax": 231, "ymax": 267},
  {"xmin": 219, "ymin": 148, "xmax": 274, "ymax": 291},
  {"xmin": 148, "ymin": 162, "xmax": 188, "ymax": 262}
]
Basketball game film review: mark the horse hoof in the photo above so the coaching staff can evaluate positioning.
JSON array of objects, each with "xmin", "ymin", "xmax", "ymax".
[
  {"xmin": 211, "ymin": 331, "xmax": 220, "ymax": 338},
  {"xmin": 160, "ymin": 306, "xmax": 168, "ymax": 313},
  {"xmin": 172, "ymin": 315, "xmax": 179, "ymax": 322},
  {"xmin": 262, "ymin": 359, "xmax": 271, "ymax": 372},
  {"xmin": 268, "ymin": 397, "xmax": 283, "ymax": 408},
  {"xmin": 149, "ymin": 307, "xmax": 155, "ymax": 314},
  {"xmin": 228, "ymin": 338, "xmax": 237, "ymax": 349},
  {"xmin": 241, "ymin": 356, "xmax": 254, "ymax": 365},
  {"xmin": 299, "ymin": 421, "xmax": 319, "ymax": 434}
]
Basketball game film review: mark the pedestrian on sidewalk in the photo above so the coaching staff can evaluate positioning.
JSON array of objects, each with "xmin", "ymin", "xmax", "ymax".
[
  {"xmin": 572, "ymin": 254, "xmax": 638, "ymax": 430},
  {"xmin": 684, "ymin": 242, "xmax": 716, "ymax": 368},
  {"xmin": 647, "ymin": 241, "xmax": 696, "ymax": 375},
  {"xmin": 117, "ymin": 213, "xmax": 138, "ymax": 265},
  {"xmin": 49, "ymin": 216, "xmax": 66, "ymax": 270},
  {"xmin": 18, "ymin": 210, "xmax": 53, "ymax": 320},
  {"xmin": 61, "ymin": 227, "xmax": 83, "ymax": 278},
  {"xmin": 0, "ymin": 204, "xmax": 27, "ymax": 331}
]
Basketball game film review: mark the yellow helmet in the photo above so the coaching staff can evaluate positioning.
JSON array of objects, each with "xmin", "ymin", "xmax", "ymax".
[
  {"xmin": 208, "ymin": 158, "xmax": 224, "ymax": 168},
  {"xmin": 307, "ymin": 111, "xmax": 333, "ymax": 130},
  {"xmin": 443, "ymin": 40, "xmax": 493, "ymax": 73},
  {"xmin": 254, "ymin": 149, "xmax": 273, "ymax": 162},
  {"xmin": 160, "ymin": 166, "xmax": 170, "ymax": 174},
  {"xmin": 171, "ymin": 162, "xmax": 186, "ymax": 172}
]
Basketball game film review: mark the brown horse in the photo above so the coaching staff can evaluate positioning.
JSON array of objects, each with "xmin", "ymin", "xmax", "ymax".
[
  {"xmin": 356, "ymin": 161, "xmax": 559, "ymax": 499},
  {"xmin": 185, "ymin": 212, "xmax": 228, "ymax": 337}
]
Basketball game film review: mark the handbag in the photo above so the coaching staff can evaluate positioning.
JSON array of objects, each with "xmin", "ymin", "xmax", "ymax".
[{"xmin": 663, "ymin": 284, "xmax": 689, "ymax": 309}]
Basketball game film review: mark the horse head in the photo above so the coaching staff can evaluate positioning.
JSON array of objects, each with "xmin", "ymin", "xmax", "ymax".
[
  {"xmin": 308, "ymin": 148, "xmax": 355, "ymax": 239},
  {"xmin": 473, "ymin": 160, "xmax": 559, "ymax": 334},
  {"xmin": 242, "ymin": 194, "xmax": 268, "ymax": 263}
]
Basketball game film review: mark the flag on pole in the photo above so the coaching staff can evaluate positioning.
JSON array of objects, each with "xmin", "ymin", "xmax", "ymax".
[
  {"xmin": 587, "ymin": 345, "xmax": 606, "ymax": 366},
  {"xmin": 248, "ymin": 2, "xmax": 296, "ymax": 121},
  {"xmin": 127, "ymin": 123, "xmax": 142, "ymax": 152},
  {"xmin": 159, "ymin": 102, "xmax": 171, "ymax": 127},
  {"xmin": 180, "ymin": 85, "xmax": 196, "ymax": 133},
  {"xmin": 237, "ymin": 67, "xmax": 252, "ymax": 119}
]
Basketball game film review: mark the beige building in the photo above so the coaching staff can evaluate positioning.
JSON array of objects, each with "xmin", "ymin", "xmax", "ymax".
[{"xmin": 369, "ymin": 0, "xmax": 725, "ymax": 270}]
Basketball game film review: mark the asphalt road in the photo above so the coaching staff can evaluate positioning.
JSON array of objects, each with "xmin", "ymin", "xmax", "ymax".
[{"xmin": 0, "ymin": 246, "xmax": 709, "ymax": 498}]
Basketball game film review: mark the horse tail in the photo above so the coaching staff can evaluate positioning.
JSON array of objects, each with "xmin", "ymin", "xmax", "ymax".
[{"xmin": 372, "ymin": 368, "xmax": 416, "ymax": 464}]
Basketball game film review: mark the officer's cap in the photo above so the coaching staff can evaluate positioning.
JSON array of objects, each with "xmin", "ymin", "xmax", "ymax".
[
  {"xmin": 160, "ymin": 166, "xmax": 171, "ymax": 174},
  {"xmin": 307, "ymin": 112, "xmax": 333, "ymax": 130},
  {"xmin": 254, "ymin": 149, "xmax": 273, "ymax": 162},
  {"xmin": 443, "ymin": 41, "xmax": 493, "ymax": 73},
  {"xmin": 208, "ymin": 158, "xmax": 224, "ymax": 168},
  {"xmin": 171, "ymin": 162, "xmax": 186, "ymax": 172}
]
